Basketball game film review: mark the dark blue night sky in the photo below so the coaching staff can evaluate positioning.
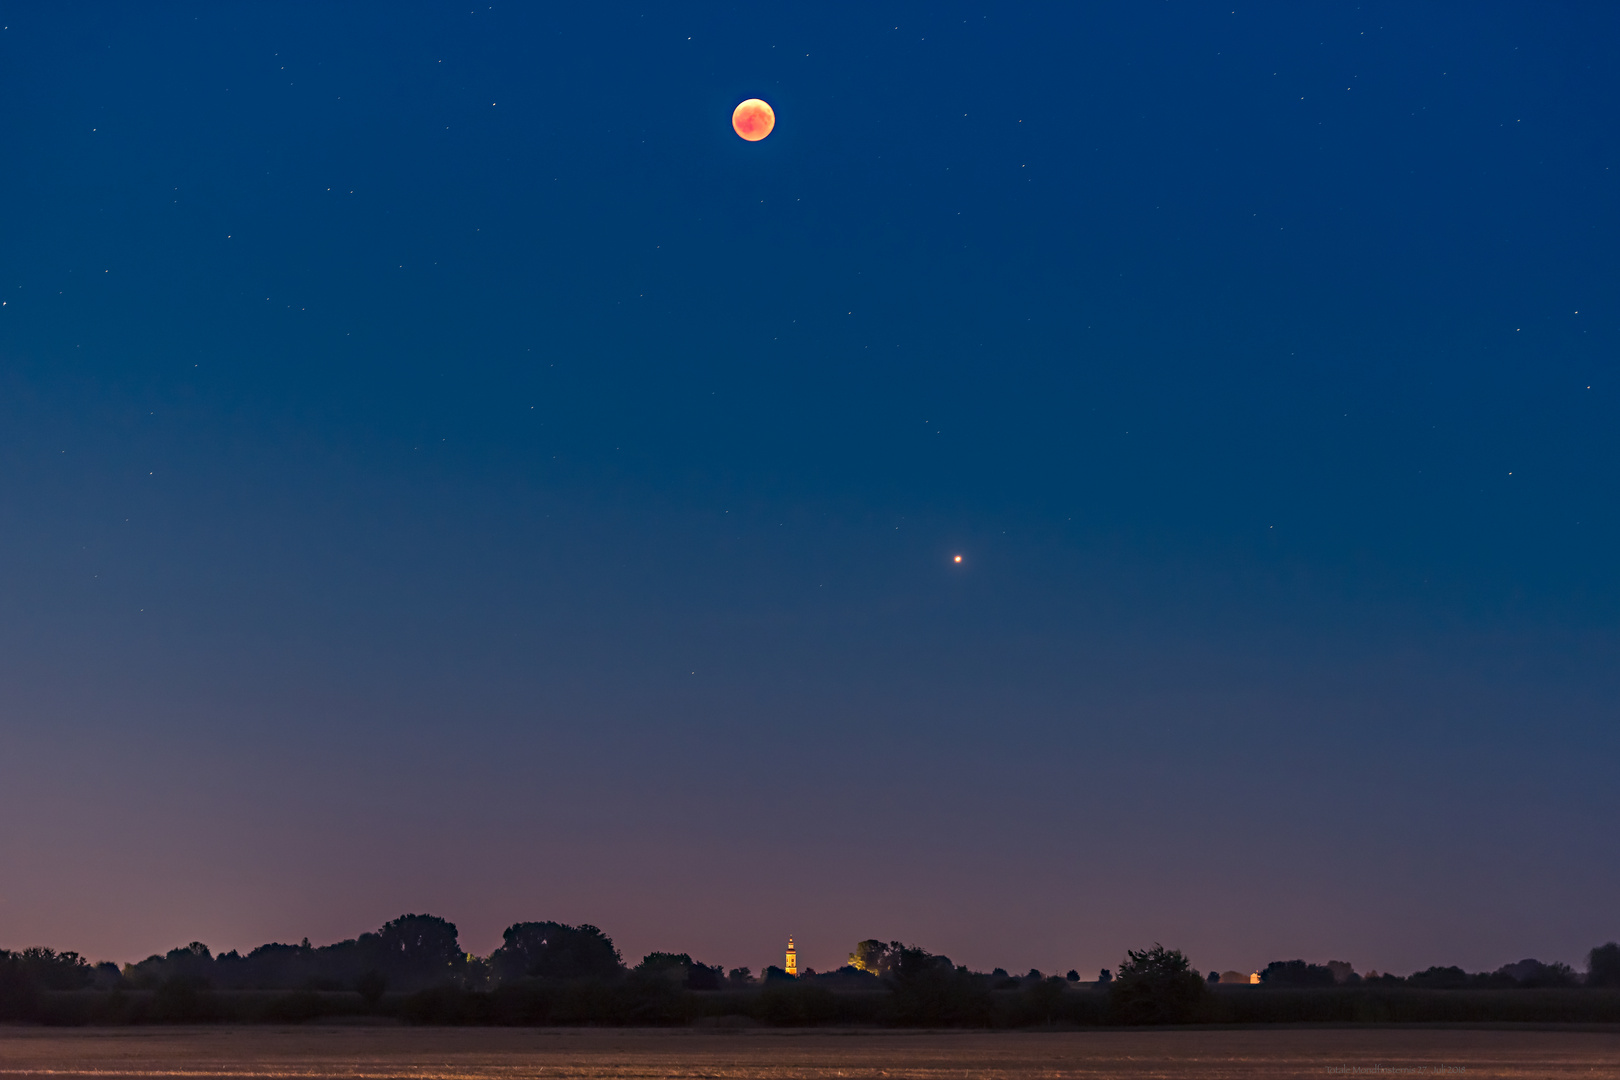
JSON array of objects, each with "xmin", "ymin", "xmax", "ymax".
[{"xmin": 2, "ymin": 3, "xmax": 1617, "ymax": 977}]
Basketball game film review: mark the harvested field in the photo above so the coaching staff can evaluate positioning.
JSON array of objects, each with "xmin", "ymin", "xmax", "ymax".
[{"xmin": 1, "ymin": 1026, "xmax": 1619, "ymax": 1079}]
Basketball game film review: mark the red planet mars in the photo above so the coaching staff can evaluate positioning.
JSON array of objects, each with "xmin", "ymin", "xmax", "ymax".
[{"xmin": 732, "ymin": 98, "xmax": 775, "ymax": 141}]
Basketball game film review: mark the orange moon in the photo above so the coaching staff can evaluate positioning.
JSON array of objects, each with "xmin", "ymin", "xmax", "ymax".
[{"xmin": 732, "ymin": 98, "xmax": 775, "ymax": 141}]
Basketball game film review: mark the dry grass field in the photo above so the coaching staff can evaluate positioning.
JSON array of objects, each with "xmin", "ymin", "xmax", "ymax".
[{"xmin": 1, "ymin": 1026, "xmax": 1619, "ymax": 1080}]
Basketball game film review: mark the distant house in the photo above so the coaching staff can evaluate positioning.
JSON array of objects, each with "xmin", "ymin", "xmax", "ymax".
[{"xmin": 1217, "ymin": 970, "xmax": 1251, "ymax": 984}]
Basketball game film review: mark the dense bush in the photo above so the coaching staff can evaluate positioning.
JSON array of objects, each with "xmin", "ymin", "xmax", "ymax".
[{"xmin": 1108, "ymin": 945, "xmax": 1207, "ymax": 1025}]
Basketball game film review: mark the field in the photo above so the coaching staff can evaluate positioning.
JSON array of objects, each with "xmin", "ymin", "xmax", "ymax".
[{"xmin": 2, "ymin": 1026, "xmax": 1620, "ymax": 1079}]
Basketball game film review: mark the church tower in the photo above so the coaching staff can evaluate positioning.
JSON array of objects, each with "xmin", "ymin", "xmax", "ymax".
[{"xmin": 785, "ymin": 937, "xmax": 798, "ymax": 976}]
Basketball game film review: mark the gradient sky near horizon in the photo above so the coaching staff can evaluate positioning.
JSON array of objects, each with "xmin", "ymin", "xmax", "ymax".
[{"xmin": 2, "ymin": 2, "xmax": 1618, "ymax": 979}]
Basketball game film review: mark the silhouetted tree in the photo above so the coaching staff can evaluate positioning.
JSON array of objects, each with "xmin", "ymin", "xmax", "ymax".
[
  {"xmin": 1066, "ymin": 969, "xmax": 1080, "ymax": 982},
  {"xmin": 368, "ymin": 915, "xmax": 464, "ymax": 990},
  {"xmin": 124, "ymin": 942, "xmax": 218, "ymax": 990},
  {"xmin": 690, "ymin": 963, "xmax": 723, "ymax": 990},
  {"xmin": 847, "ymin": 939, "xmax": 963, "ymax": 987},
  {"xmin": 223, "ymin": 940, "xmax": 314, "ymax": 989},
  {"xmin": 1324, "ymin": 961, "xmax": 1360, "ymax": 985},
  {"xmin": 1531, "ymin": 962, "xmax": 1575, "ymax": 988},
  {"xmin": 1109, "ymin": 944, "xmax": 1206, "ymax": 1025},
  {"xmin": 848, "ymin": 940, "xmax": 893, "ymax": 975},
  {"xmin": 635, "ymin": 952, "xmax": 689, "ymax": 981},
  {"xmin": 489, "ymin": 921, "xmax": 622, "ymax": 982},
  {"xmin": 634, "ymin": 952, "xmax": 722, "ymax": 990},
  {"xmin": 882, "ymin": 945, "xmax": 990, "ymax": 1026},
  {"xmin": 1207, "ymin": 970, "xmax": 1220, "ymax": 983},
  {"xmin": 883, "ymin": 944, "xmax": 953, "ymax": 983},
  {"xmin": 1493, "ymin": 959, "xmax": 1575, "ymax": 987},
  {"xmin": 1260, "ymin": 960, "xmax": 1335, "ymax": 986},
  {"xmin": 1097, "ymin": 968, "xmax": 1112, "ymax": 983},
  {"xmin": 816, "ymin": 965, "xmax": 883, "ymax": 990},
  {"xmin": 168, "ymin": 943, "xmax": 215, "ymax": 982},
  {"xmin": 727, "ymin": 966, "xmax": 753, "ymax": 987},
  {"xmin": 0, "ymin": 953, "xmax": 35, "ymax": 1021},
  {"xmin": 12, "ymin": 948, "xmax": 94, "ymax": 991},
  {"xmin": 1406, "ymin": 965, "xmax": 1470, "ymax": 989},
  {"xmin": 1589, "ymin": 943, "xmax": 1620, "ymax": 988}
]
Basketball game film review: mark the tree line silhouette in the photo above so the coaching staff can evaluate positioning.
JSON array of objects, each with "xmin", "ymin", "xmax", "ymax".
[{"xmin": 2, "ymin": 916, "xmax": 1618, "ymax": 1027}]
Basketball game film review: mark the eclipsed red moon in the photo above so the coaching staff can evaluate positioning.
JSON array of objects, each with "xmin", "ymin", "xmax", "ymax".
[{"xmin": 732, "ymin": 98, "xmax": 775, "ymax": 141}]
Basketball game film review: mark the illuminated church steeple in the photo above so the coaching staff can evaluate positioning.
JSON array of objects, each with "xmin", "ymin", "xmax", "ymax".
[{"xmin": 785, "ymin": 937, "xmax": 798, "ymax": 976}]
